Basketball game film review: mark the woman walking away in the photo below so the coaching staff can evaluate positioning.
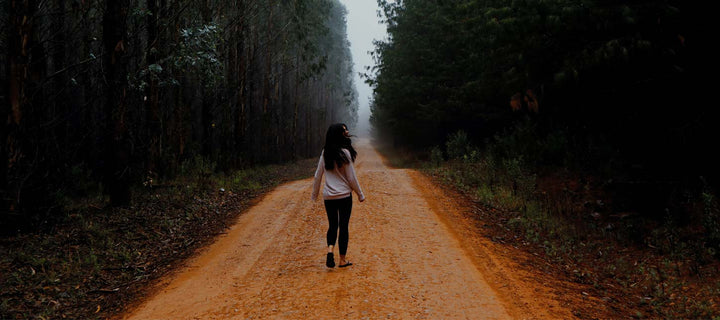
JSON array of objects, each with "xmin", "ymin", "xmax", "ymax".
[{"xmin": 312, "ymin": 123, "xmax": 366, "ymax": 268}]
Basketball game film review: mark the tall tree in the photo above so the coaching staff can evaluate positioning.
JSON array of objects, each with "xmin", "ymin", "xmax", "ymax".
[
  {"xmin": 145, "ymin": 0, "xmax": 161, "ymax": 175},
  {"xmin": 4, "ymin": 0, "xmax": 38, "ymax": 217},
  {"xmin": 1, "ymin": 0, "xmax": 360, "ymax": 229},
  {"xmin": 103, "ymin": 0, "xmax": 131, "ymax": 206}
]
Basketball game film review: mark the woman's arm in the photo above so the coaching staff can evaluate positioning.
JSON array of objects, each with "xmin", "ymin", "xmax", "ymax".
[
  {"xmin": 343, "ymin": 149, "xmax": 365, "ymax": 202},
  {"xmin": 311, "ymin": 151, "xmax": 325, "ymax": 201}
]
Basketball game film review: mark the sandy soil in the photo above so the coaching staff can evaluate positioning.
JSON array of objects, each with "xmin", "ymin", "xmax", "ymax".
[{"xmin": 120, "ymin": 139, "xmax": 577, "ymax": 320}]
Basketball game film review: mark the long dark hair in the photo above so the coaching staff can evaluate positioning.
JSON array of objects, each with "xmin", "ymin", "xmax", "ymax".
[{"xmin": 323, "ymin": 123, "xmax": 357, "ymax": 170}]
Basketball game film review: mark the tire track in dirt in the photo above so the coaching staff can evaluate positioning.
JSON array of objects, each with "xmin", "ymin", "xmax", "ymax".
[{"xmin": 120, "ymin": 139, "xmax": 571, "ymax": 319}]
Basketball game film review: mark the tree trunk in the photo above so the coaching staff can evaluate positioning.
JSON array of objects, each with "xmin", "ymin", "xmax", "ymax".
[
  {"xmin": 292, "ymin": 53, "xmax": 300, "ymax": 159},
  {"xmin": 145, "ymin": 0, "xmax": 161, "ymax": 176},
  {"xmin": 235, "ymin": 18, "xmax": 247, "ymax": 163},
  {"xmin": 201, "ymin": 1, "xmax": 213, "ymax": 158},
  {"xmin": 103, "ymin": 0, "xmax": 131, "ymax": 206},
  {"xmin": 51, "ymin": 0, "xmax": 67, "ymax": 157},
  {"xmin": 4, "ymin": 0, "xmax": 37, "ymax": 215}
]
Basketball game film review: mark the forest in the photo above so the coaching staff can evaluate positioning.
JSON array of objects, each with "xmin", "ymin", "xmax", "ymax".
[
  {"xmin": 1, "ymin": 0, "xmax": 359, "ymax": 230},
  {"xmin": 369, "ymin": 0, "xmax": 717, "ymax": 216},
  {"xmin": 365, "ymin": 0, "xmax": 720, "ymax": 231}
]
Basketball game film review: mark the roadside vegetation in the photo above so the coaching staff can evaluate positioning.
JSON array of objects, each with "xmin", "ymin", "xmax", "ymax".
[
  {"xmin": 377, "ymin": 121, "xmax": 720, "ymax": 319},
  {"xmin": 0, "ymin": 158, "xmax": 316, "ymax": 320}
]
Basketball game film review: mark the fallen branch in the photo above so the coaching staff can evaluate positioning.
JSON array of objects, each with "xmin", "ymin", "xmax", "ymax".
[{"xmin": 88, "ymin": 288, "xmax": 120, "ymax": 294}]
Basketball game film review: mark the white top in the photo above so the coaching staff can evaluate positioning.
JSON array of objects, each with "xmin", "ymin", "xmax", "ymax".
[{"xmin": 312, "ymin": 149, "xmax": 365, "ymax": 201}]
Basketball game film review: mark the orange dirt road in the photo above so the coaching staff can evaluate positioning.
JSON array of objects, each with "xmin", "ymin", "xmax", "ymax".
[{"xmin": 121, "ymin": 139, "xmax": 575, "ymax": 320}]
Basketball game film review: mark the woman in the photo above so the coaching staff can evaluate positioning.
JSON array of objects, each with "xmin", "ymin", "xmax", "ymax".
[{"xmin": 312, "ymin": 123, "xmax": 366, "ymax": 268}]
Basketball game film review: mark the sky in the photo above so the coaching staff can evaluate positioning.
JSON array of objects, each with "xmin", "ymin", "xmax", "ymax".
[{"xmin": 339, "ymin": 0, "xmax": 387, "ymax": 137}]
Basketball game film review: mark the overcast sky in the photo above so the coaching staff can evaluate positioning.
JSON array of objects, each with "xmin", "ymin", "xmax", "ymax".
[{"xmin": 339, "ymin": 0, "xmax": 387, "ymax": 137}]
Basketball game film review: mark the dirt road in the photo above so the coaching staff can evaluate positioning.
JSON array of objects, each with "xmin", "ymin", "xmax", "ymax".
[{"xmin": 121, "ymin": 140, "xmax": 574, "ymax": 320}]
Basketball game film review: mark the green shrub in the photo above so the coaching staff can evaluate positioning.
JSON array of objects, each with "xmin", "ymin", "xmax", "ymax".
[
  {"xmin": 463, "ymin": 149, "xmax": 482, "ymax": 163},
  {"xmin": 475, "ymin": 185, "xmax": 494, "ymax": 204},
  {"xmin": 180, "ymin": 155, "xmax": 216, "ymax": 177},
  {"xmin": 488, "ymin": 119, "xmax": 538, "ymax": 160},
  {"xmin": 179, "ymin": 155, "xmax": 217, "ymax": 190},
  {"xmin": 703, "ymin": 191, "xmax": 720, "ymax": 249},
  {"xmin": 430, "ymin": 146, "xmax": 444, "ymax": 167},
  {"xmin": 542, "ymin": 130, "xmax": 571, "ymax": 165},
  {"xmin": 446, "ymin": 130, "xmax": 472, "ymax": 160},
  {"xmin": 225, "ymin": 169, "xmax": 263, "ymax": 191}
]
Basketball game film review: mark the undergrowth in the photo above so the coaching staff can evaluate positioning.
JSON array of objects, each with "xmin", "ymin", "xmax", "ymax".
[
  {"xmin": 404, "ymin": 119, "xmax": 720, "ymax": 319},
  {"xmin": 0, "ymin": 158, "xmax": 316, "ymax": 320}
]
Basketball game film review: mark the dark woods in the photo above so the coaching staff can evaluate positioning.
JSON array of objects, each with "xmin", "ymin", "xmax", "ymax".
[
  {"xmin": 369, "ymin": 1, "xmax": 716, "ymax": 197},
  {"xmin": 1, "ymin": 0, "xmax": 359, "ymax": 233}
]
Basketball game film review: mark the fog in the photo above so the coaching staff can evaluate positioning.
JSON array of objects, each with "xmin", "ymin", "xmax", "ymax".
[{"xmin": 340, "ymin": 0, "xmax": 387, "ymax": 138}]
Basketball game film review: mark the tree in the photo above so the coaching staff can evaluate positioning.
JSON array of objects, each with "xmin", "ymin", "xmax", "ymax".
[
  {"xmin": 369, "ymin": 0, "xmax": 708, "ymax": 182},
  {"xmin": 103, "ymin": 0, "xmax": 131, "ymax": 206},
  {"xmin": 1, "ymin": 0, "xmax": 360, "ymax": 229}
]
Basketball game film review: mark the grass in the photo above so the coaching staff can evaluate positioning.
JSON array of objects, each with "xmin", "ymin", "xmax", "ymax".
[{"xmin": 0, "ymin": 157, "xmax": 317, "ymax": 320}]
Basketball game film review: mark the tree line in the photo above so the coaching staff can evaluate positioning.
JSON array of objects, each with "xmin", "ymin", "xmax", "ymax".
[
  {"xmin": 1, "ymin": 0, "xmax": 359, "ymax": 230},
  {"xmin": 368, "ymin": 0, "xmax": 715, "ymax": 188}
]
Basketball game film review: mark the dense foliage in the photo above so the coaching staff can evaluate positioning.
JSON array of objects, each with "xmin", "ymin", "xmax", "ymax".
[
  {"xmin": 368, "ymin": 0, "xmax": 714, "ymax": 187},
  {"xmin": 1, "ymin": 0, "xmax": 359, "ymax": 231}
]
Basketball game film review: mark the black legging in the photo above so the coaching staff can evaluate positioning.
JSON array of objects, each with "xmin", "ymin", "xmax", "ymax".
[{"xmin": 324, "ymin": 196, "xmax": 352, "ymax": 255}]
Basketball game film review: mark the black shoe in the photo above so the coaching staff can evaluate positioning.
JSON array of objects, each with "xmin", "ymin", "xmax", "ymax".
[{"xmin": 326, "ymin": 252, "xmax": 335, "ymax": 268}]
